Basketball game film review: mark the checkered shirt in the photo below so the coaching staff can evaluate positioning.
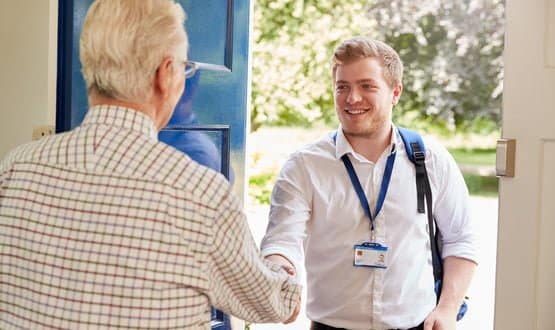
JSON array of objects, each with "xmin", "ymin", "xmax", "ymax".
[{"xmin": 0, "ymin": 105, "xmax": 300, "ymax": 329}]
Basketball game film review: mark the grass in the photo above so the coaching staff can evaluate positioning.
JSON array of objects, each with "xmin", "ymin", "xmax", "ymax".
[
  {"xmin": 463, "ymin": 173, "xmax": 498, "ymax": 197},
  {"xmin": 248, "ymin": 148, "xmax": 498, "ymax": 204},
  {"xmin": 449, "ymin": 147, "xmax": 498, "ymax": 196},
  {"xmin": 448, "ymin": 147, "xmax": 496, "ymax": 166}
]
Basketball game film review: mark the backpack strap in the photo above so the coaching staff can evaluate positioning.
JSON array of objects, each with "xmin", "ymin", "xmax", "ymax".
[
  {"xmin": 397, "ymin": 127, "xmax": 427, "ymax": 214},
  {"xmin": 397, "ymin": 127, "xmax": 443, "ymax": 286}
]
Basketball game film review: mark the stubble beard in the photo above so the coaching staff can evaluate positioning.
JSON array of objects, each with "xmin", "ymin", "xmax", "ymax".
[{"xmin": 341, "ymin": 110, "xmax": 388, "ymax": 140}]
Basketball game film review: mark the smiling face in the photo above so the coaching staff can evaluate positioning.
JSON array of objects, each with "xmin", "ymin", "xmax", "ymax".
[{"xmin": 334, "ymin": 57, "xmax": 402, "ymax": 139}]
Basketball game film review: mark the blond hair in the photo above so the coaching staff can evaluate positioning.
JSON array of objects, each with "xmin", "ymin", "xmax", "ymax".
[
  {"xmin": 80, "ymin": 0, "xmax": 188, "ymax": 102},
  {"xmin": 332, "ymin": 36, "xmax": 403, "ymax": 88}
]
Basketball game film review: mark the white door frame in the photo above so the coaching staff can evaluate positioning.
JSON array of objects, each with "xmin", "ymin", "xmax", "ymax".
[{"xmin": 495, "ymin": 0, "xmax": 555, "ymax": 329}]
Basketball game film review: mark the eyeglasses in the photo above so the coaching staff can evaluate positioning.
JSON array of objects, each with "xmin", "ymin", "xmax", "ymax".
[{"xmin": 184, "ymin": 61, "xmax": 198, "ymax": 79}]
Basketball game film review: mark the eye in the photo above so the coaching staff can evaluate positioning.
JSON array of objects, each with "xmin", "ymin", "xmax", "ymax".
[
  {"xmin": 361, "ymin": 83, "xmax": 377, "ymax": 90},
  {"xmin": 335, "ymin": 84, "xmax": 349, "ymax": 93}
]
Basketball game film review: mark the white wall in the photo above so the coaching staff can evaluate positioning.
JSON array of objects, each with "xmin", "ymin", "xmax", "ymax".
[{"xmin": 0, "ymin": 0, "xmax": 57, "ymax": 158}]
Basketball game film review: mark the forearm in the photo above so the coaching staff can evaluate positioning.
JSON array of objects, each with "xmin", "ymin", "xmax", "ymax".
[
  {"xmin": 209, "ymin": 254, "xmax": 301, "ymax": 323},
  {"xmin": 209, "ymin": 190, "xmax": 301, "ymax": 323},
  {"xmin": 437, "ymin": 256, "xmax": 476, "ymax": 312}
]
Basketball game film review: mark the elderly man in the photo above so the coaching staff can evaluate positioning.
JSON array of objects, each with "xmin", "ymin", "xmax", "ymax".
[{"xmin": 0, "ymin": 0, "xmax": 300, "ymax": 328}]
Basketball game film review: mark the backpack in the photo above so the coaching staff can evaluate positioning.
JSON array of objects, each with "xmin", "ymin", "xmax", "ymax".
[{"xmin": 397, "ymin": 127, "xmax": 468, "ymax": 321}]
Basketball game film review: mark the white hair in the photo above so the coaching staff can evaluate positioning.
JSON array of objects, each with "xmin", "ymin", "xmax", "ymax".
[{"xmin": 80, "ymin": 0, "xmax": 188, "ymax": 102}]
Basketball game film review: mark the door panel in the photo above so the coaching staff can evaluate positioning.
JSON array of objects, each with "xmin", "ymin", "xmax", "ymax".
[
  {"xmin": 495, "ymin": 0, "xmax": 555, "ymax": 329},
  {"xmin": 537, "ymin": 142, "xmax": 555, "ymax": 329},
  {"xmin": 56, "ymin": 0, "xmax": 249, "ymax": 195},
  {"xmin": 183, "ymin": 0, "xmax": 232, "ymax": 68},
  {"xmin": 56, "ymin": 1, "xmax": 251, "ymax": 329}
]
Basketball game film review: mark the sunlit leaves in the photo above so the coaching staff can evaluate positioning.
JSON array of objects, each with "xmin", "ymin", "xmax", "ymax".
[{"xmin": 252, "ymin": 0, "xmax": 504, "ymax": 134}]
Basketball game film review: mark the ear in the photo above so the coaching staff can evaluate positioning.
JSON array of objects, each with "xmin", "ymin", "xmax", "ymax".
[
  {"xmin": 153, "ymin": 56, "xmax": 175, "ymax": 99},
  {"xmin": 392, "ymin": 83, "xmax": 403, "ymax": 105}
]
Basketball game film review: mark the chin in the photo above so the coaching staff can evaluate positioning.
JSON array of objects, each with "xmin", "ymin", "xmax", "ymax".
[{"xmin": 343, "ymin": 129, "xmax": 373, "ymax": 138}]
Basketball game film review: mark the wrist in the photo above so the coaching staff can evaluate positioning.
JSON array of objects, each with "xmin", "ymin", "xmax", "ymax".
[{"xmin": 436, "ymin": 301, "xmax": 460, "ymax": 315}]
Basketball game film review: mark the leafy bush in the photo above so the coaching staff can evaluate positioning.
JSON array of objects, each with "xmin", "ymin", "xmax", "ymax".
[
  {"xmin": 252, "ymin": 0, "xmax": 504, "ymax": 135},
  {"xmin": 248, "ymin": 172, "xmax": 277, "ymax": 204}
]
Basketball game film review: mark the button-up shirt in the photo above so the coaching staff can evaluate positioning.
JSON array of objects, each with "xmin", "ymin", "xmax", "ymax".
[
  {"xmin": 261, "ymin": 126, "xmax": 477, "ymax": 330},
  {"xmin": 1, "ymin": 105, "xmax": 300, "ymax": 329}
]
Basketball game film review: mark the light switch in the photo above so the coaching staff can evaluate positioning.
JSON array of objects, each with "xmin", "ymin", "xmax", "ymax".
[
  {"xmin": 496, "ymin": 139, "xmax": 516, "ymax": 177},
  {"xmin": 32, "ymin": 125, "xmax": 55, "ymax": 141}
]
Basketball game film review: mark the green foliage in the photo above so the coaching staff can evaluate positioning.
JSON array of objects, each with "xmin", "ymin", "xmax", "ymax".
[
  {"xmin": 448, "ymin": 147, "xmax": 496, "ymax": 166},
  {"xmin": 451, "ymin": 147, "xmax": 497, "ymax": 196},
  {"xmin": 463, "ymin": 174, "xmax": 498, "ymax": 197},
  {"xmin": 252, "ymin": 0, "xmax": 504, "ymax": 135},
  {"xmin": 248, "ymin": 148, "xmax": 498, "ymax": 203},
  {"xmin": 251, "ymin": 0, "xmax": 370, "ymax": 131},
  {"xmin": 369, "ymin": 0, "xmax": 505, "ymax": 134},
  {"xmin": 248, "ymin": 172, "xmax": 276, "ymax": 204}
]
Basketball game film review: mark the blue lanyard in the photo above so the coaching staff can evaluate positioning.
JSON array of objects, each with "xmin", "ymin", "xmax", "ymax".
[{"xmin": 335, "ymin": 132, "xmax": 396, "ymax": 231}]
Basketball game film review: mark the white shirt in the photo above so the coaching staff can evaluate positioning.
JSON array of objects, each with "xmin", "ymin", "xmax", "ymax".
[{"xmin": 261, "ymin": 126, "xmax": 478, "ymax": 330}]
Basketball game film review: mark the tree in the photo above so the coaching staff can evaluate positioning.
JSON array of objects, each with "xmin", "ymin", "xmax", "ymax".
[
  {"xmin": 368, "ymin": 0, "xmax": 504, "ymax": 134},
  {"xmin": 251, "ymin": 0, "xmax": 373, "ymax": 131},
  {"xmin": 252, "ymin": 0, "xmax": 504, "ymax": 134}
]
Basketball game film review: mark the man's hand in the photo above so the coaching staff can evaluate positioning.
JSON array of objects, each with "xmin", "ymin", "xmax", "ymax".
[
  {"xmin": 265, "ymin": 254, "xmax": 296, "ymax": 276},
  {"xmin": 423, "ymin": 304, "xmax": 457, "ymax": 330},
  {"xmin": 424, "ymin": 256, "xmax": 476, "ymax": 329}
]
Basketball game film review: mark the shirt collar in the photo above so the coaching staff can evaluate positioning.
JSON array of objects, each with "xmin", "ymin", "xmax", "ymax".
[
  {"xmin": 81, "ymin": 105, "xmax": 159, "ymax": 141},
  {"xmin": 334, "ymin": 123, "xmax": 398, "ymax": 161}
]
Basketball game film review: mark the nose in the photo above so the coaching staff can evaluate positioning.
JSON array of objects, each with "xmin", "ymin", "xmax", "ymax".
[{"xmin": 346, "ymin": 87, "xmax": 361, "ymax": 104}]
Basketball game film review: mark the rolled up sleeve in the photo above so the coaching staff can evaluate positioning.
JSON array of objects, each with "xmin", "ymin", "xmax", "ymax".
[{"xmin": 430, "ymin": 142, "xmax": 479, "ymax": 264}]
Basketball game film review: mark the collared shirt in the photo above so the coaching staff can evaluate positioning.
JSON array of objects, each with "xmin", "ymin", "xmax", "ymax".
[
  {"xmin": 261, "ymin": 125, "xmax": 478, "ymax": 330},
  {"xmin": 0, "ymin": 105, "xmax": 300, "ymax": 329}
]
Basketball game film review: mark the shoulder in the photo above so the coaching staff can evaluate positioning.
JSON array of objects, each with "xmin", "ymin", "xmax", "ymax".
[
  {"xmin": 0, "ymin": 134, "xmax": 61, "ymax": 172},
  {"xmin": 275, "ymin": 132, "xmax": 336, "ymax": 178},
  {"xmin": 286, "ymin": 131, "xmax": 336, "ymax": 162},
  {"xmin": 396, "ymin": 128, "xmax": 449, "ymax": 160},
  {"xmin": 420, "ymin": 135, "xmax": 457, "ymax": 170},
  {"xmin": 137, "ymin": 137, "xmax": 239, "ymax": 211},
  {"xmin": 147, "ymin": 140, "xmax": 231, "ymax": 199},
  {"xmin": 421, "ymin": 135, "xmax": 451, "ymax": 158},
  {"xmin": 395, "ymin": 129, "xmax": 459, "ymax": 178},
  {"xmin": 417, "ymin": 135, "xmax": 466, "ymax": 195}
]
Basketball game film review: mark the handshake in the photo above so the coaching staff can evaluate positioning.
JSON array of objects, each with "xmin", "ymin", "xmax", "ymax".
[{"xmin": 265, "ymin": 254, "xmax": 302, "ymax": 324}]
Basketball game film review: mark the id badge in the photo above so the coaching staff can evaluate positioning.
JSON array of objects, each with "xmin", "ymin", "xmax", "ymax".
[{"xmin": 353, "ymin": 242, "xmax": 388, "ymax": 268}]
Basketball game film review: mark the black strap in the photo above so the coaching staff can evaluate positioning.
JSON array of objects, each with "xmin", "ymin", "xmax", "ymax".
[
  {"xmin": 412, "ymin": 142, "xmax": 427, "ymax": 214},
  {"xmin": 410, "ymin": 141, "xmax": 443, "ymax": 286}
]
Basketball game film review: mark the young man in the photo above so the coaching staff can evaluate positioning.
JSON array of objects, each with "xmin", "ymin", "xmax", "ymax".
[
  {"xmin": 261, "ymin": 36, "xmax": 477, "ymax": 330},
  {"xmin": 0, "ymin": 1, "xmax": 299, "ymax": 328}
]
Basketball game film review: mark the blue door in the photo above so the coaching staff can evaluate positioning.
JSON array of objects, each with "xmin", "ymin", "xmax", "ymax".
[{"xmin": 56, "ymin": 1, "xmax": 251, "ymax": 329}]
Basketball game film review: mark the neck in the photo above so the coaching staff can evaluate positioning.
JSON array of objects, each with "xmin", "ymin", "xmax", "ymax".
[
  {"xmin": 344, "ymin": 125, "xmax": 393, "ymax": 162},
  {"xmin": 89, "ymin": 92, "xmax": 161, "ymax": 130}
]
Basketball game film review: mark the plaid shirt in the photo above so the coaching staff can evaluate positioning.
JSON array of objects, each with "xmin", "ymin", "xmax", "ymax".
[{"xmin": 0, "ymin": 105, "xmax": 300, "ymax": 329}]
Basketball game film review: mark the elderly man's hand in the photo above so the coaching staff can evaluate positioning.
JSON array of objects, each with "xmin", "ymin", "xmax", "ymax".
[
  {"xmin": 265, "ymin": 254, "xmax": 300, "ymax": 324},
  {"xmin": 283, "ymin": 293, "xmax": 301, "ymax": 324}
]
